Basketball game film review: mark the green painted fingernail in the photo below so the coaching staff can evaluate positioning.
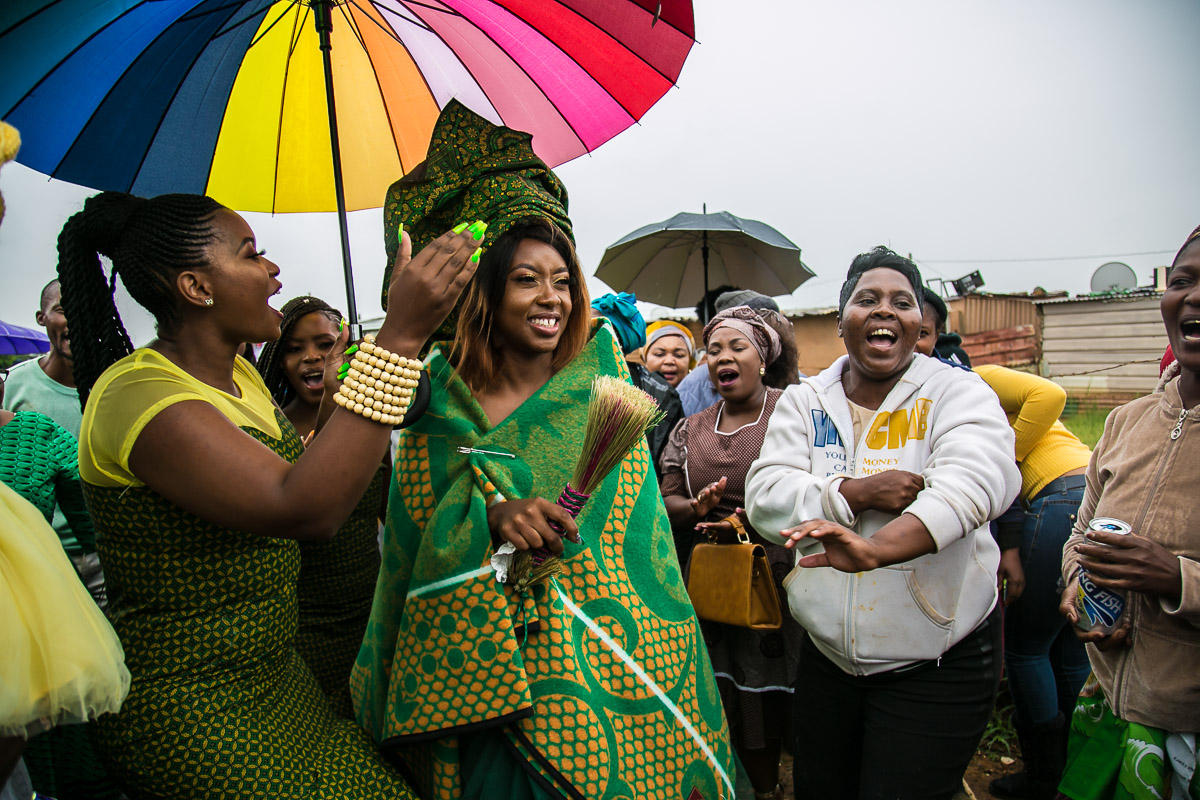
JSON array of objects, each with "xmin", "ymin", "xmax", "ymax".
[
  {"xmin": 345, "ymin": 344, "xmax": 358, "ymax": 355},
  {"xmin": 467, "ymin": 220, "xmax": 488, "ymax": 240},
  {"xmin": 337, "ymin": 364, "xmax": 349, "ymax": 379},
  {"xmin": 338, "ymin": 317, "xmax": 346, "ymax": 333},
  {"xmin": 452, "ymin": 222, "xmax": 469, "ymax": 234},
  {"xmin": 470, "ymin": 247, "xmax": 482, "ymax": 264}
]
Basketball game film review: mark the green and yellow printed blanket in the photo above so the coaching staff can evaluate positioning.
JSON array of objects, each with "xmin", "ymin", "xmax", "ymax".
[{"xmin": 351, "ymin": 322, "xmax": 734, "ymax": 800}]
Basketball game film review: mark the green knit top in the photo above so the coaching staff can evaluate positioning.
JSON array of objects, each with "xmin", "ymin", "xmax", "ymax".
[{"xmin": 0, "ymin": 410, "xmax": 95, "ymax": 553}]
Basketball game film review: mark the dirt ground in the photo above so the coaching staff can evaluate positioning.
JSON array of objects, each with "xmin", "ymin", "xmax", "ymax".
[{"xmin": 773, "ymin": 751, "xmax": 1023, "ymax": 799}]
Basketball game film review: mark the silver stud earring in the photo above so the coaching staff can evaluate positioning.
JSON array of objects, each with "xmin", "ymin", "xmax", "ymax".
[{"xmin": 204, "ymin": 298, "xmax": 214, "ymax": 307}]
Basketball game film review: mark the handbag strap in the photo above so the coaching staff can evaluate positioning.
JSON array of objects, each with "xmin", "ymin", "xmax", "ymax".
[{"xmin": 723, "ymin": 513, "xmax": 750, "ymax": 545}]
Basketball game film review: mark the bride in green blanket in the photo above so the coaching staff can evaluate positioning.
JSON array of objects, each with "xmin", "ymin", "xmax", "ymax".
[{"xmin": 352, "ymin": 102, "xmax": 735, "ymax": 800}]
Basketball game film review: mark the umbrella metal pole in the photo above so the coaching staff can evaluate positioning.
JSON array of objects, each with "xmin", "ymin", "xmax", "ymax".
[
  {"xmin": 314, "ymin": 0, "xmax": 361, "ymax": 338},
  {"xmin": 701, "ymin": 228, "xmax": 710, "ymax": 324}
]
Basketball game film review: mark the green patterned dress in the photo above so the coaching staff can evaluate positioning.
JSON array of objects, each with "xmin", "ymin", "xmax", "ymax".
[
  {"xmin": 86, "ymin": 417, "xmax": 414, "ymax": 799},
  {"xmin": 295, "ymin": 465, "xmax": 385, "ymax": 719}
]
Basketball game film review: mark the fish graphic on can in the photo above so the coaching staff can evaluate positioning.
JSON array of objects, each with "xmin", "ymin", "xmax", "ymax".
[{"xmin": 1073, "ymin": 518, "xmax": 1132, "ymax": 634}]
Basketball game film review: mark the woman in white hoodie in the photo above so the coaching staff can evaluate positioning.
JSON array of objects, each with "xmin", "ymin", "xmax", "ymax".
[{"xmin": 745, "ymin": 247, "xmax": 1020, "ymax": 800}]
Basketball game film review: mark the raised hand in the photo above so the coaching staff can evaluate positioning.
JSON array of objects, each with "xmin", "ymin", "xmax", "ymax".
[
  {"xmin": 378, "ymin": 222, "xmax": 485, "ymax": 355},
  {"xmin": 690, "ymin": 476, "xmax": 727, "ymax": 522}
]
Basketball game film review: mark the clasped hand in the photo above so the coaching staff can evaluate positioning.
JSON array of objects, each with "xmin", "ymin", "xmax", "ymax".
[
  {"xmin": 839, "ymin": 470, "xmax": 924, "ymax": 516},
  {"xmin": 487, "ymin": 497, "xmax": 580, "ymax": 556}
]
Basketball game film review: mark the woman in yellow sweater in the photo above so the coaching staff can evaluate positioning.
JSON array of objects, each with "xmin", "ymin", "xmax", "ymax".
[{"xmin": 973, "ymin": 364, "xmax": 1093, "ymax": 800}]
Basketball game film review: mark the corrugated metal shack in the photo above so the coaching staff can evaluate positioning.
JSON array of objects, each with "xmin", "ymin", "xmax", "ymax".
[
  {"xmin": 1035, "ymin": 290, "xmax": 1168, "ymax": 405},
  {"xmin": 945, "ymin": 294, "xmax": 1040, "ymax": 367}
]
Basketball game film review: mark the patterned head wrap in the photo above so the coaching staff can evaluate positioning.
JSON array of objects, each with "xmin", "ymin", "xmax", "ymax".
[
  {"xmin": 702, "ymin": 306, "xmax": 783, "ymax": 366},
  {"xmin": 591, "ymin": 292, "xmax": 645, "ymax": 354},
  {"xmin": 1174, "ymin": 224, "xmax": 1200, "ymax": 266},
  {"xmin": 643, "ymin": 320, "xmax": 697, "ymax": 368},
  {"xmin": 381, "ymin": 100, "xmax": 572, "ymax": 318}
]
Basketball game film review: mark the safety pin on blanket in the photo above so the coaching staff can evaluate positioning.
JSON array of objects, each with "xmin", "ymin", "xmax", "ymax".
[{"xmin": 456, "ymin": 446, "xmax": 516, "ymax": 458}]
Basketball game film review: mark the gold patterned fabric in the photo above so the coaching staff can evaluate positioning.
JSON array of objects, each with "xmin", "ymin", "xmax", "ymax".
[
  {"xmin": 86, "ymin": 416, "xmax": 414, "ymax": 799},
  {"xmin": 352, "ymin": 323, "xmax": 736, "ymax": 800}
]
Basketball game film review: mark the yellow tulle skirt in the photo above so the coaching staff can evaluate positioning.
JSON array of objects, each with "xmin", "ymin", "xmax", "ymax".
[{"xmin": 0, "ymin": 482, "xmax": 129, "ymax": 737}]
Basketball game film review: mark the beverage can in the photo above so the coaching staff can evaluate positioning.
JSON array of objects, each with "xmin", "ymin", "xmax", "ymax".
[
  {"xmin": 1073, "ymin": 517, "xmax": 1131, "ymax": 634},
  {"xmin": 1088, "ymin": 517, "xmax": 1133, "ymax": 538}
]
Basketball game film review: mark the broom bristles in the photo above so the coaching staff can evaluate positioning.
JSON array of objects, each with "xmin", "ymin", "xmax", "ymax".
[{"xmin": 572, "ymin": 376, "xmax": 666, "ymax": 493}]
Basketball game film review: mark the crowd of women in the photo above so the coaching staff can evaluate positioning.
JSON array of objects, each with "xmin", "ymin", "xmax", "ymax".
[{"xmin": 1, "ymin": 103, "xmax": 1197, "ymax": 800}]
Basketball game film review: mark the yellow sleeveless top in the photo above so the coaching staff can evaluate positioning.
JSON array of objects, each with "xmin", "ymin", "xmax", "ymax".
[{"xmin": 79, "ymin": 349, "xmax": 280, "ymax": 488}]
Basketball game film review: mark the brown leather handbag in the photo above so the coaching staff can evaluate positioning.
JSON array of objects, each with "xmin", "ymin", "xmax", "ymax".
[{"xmin": 685, "ymin": 514, "xmax": 782, "ymax": 630}]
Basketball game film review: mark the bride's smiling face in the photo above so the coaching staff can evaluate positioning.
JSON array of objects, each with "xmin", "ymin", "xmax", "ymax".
[{"xmin": 492, "ymin": 238, "xmax": 574, "ymax": 360}]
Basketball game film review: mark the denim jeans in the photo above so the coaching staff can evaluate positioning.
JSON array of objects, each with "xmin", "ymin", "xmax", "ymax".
[{"xmin": 1003, "ymin": 483, "xmax": 1091, "ymax": 727}]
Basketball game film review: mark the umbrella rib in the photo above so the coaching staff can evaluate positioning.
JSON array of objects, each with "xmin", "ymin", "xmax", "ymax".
[
  {"xmin": 497, "ymin": 0, "xmax": 642, "ymax": 123},
  {"xmin": 360, "ymin": 1, "xmax": 435, "ymax": 36},
  {"xmin": 0, "ymin": 0, "xmax": 71, "ymax": 38},
  {"xmin": 334, "ymin": 1, "xmax": 368, "ymax": 51},
  {"xmin": 400, "ymin": 0, "xmax": 463, "ymax": 17},
  {"xmin": 347, "ymin": 1, "xmax": 430, "ymax": 175},
  {"xmin": 1, "ymin": 0, "xmax": 154, "ymax": 122},
  {"xmin": 245, "ymin": 1, "xmax": 302, "ymax": 49},
  {"xmin": 23, "ymin": 0, "xmax": 239, "ymax": 180},
  {"xmin": 128, "ymin": 1, "xmax": 259, "ymax": 194},
  {"xmin": 428, "ymin": 1, "xmax": 587, "ymax": 155},
  {"xmin": 271, "ymin": 3, "xmax": 306, "ymax": 216},
  {"xmin": 545, "ymin": 0, "xmax": 695, "ymax": 88}
]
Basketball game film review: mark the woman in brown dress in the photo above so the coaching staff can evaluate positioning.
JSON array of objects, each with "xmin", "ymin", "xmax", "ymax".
[{"xmin": 658, "ymin": 305, "xmax": 803, "ymax": 800}]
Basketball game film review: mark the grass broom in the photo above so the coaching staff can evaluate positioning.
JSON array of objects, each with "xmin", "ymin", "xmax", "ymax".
[{"xmin": 508, "ymin": 375, "xmax": 665, "ymax": 592}]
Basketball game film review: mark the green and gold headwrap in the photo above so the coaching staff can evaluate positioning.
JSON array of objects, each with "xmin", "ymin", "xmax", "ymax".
[{"xmin": 381, "ymin": 100, "xmax": 573, "ymax": 311}]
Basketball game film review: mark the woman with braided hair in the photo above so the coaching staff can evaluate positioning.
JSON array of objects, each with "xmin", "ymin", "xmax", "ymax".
[
  {"xmin": 58, "ymin": 189, "xmax": 481, "ymax": 799},
  {"xmin": 257, "ymin": 295, "xmax": 387, "ymax": 718}
]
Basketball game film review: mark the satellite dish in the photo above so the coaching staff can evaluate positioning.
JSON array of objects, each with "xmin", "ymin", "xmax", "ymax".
[{"xmin": 1090, "ymin": 261, "xmax": 1137, "ymax": 293}]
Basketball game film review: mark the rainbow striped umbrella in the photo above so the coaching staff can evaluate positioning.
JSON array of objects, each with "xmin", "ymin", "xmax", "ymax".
[{"xmin": 1, "ymin": 0, "xmax": 695, "ymax": 322}]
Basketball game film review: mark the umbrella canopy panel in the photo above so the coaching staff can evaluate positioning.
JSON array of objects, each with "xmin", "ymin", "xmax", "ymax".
[
  {"xmin": 0, "ymin": 0, "xmax": 695, "ymax": 213},
  {"xmin": 596, "ymin": 211, "xmax": 816, "ymax": 309},
  {"xmin": 0, "ymin": 319, "xmax": 50, "ymax": 356}
]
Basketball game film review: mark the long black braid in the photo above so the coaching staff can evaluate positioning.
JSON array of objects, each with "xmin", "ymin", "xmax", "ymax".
[
  {"xmin": 256, "ymin": 295, "xmax": 341, "ymax": 407},
  {"xmin": 56, "ymin": 192, "xmax": 225, "ymax": 408}
]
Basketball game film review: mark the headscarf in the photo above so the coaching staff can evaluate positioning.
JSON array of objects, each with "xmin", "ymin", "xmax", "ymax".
[
  {"xmin": 702, "ymin": 306, "xmax": 782, "ymax": 366},
  {"xmin": 1174, "ymin": 224, "xmax": 1200, "ymax": 265},
  {"xmin": 591, "ymin": 292, "xmax": 645, "ymax": 354},
  {"xmin": 380, "ymin": 100, "xmax": 572, "ymax": 323},
  {"xmin": 643, "ymin": 320, "xmax": 697, "ymax": 368}
]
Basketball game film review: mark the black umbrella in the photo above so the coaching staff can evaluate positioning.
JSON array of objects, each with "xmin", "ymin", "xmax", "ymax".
[{"xmin": 595, "ymin": 207, "xmax": 815, "ymax": 321}]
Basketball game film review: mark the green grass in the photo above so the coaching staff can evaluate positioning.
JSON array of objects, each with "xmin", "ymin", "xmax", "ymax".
[
  {"xmin": 978, "ymin": 678, "xmax": 1018, "ymax": 759},
  {"xmin": 1060, "ymin": 407, "xmax": 1114, "ymax": 450}
]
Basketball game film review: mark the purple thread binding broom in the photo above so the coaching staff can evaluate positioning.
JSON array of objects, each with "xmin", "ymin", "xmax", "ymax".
[{"xmin": 508, "ymin": 375, "xmax": 665, "ymax": 592}]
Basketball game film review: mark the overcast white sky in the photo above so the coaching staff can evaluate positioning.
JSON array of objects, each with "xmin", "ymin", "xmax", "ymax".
[{"xmin": 2, "ymin": 0, "xmax": 1198, "ymax": 343}]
